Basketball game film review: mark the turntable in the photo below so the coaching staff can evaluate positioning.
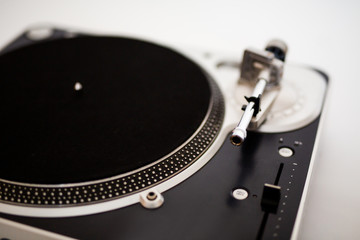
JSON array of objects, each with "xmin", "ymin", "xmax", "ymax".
[{"xmin": 0, "ymin": 27, "xmax": 328, "ymax": 240}]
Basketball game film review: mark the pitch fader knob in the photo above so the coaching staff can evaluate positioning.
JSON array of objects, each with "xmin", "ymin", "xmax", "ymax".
[{"xmin": 261, "ymin": 183, "xmax": 281, "ymax": 214}]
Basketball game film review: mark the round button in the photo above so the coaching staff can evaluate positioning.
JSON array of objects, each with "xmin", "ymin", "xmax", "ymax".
[
  {"xmin": 232, "ymin": 188, "xmax": 248, "ymax": 200},
  {"xmin": 279, "ymin": 147, "xmax": 294, "ymax": 157}
]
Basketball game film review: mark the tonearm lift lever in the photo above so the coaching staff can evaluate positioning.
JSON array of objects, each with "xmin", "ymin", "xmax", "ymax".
[{"xmin": 230, "ymin": 40, "xmax": 288, "ymax": 146}]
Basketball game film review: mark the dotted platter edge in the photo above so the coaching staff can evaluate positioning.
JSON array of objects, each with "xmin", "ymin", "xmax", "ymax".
[{"xmin": 0, "ymin": 76, "xmax": 224, "ymax": 207}]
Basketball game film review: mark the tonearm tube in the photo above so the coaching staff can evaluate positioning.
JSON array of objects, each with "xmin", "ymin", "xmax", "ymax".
[{"xmin": 230, "ymin": 40, "xmax": 288, "ymax": 146}]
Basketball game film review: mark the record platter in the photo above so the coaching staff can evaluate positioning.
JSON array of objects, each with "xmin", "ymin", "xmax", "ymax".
[{"xmin": 0, "ymin": 27, "xmax": 328, "ymax": 240}]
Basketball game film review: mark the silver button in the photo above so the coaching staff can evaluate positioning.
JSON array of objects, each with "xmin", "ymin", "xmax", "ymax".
[
  {"xmin": 232, "ymin": 188, "xmax": 248, "ymax": 200},
  {"xmin": 279, "ymin": 147, "xmax": 294, "ymax": 157}
]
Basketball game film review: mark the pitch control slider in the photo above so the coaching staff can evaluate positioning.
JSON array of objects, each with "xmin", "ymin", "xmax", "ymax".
[{"xmin": 230, "ymin": 40, "xmax": 287, "ymax": 146}]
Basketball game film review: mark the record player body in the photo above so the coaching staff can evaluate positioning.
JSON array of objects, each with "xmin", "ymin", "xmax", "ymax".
[{"xmin": 0, "ymin": 27, "xmax": 328, "ymax": 240}]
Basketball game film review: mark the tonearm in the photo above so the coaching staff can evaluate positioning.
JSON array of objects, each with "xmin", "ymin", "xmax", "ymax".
[{"xmin": 230, "ymin": 40, "xmax": 288, "ymax": 146}]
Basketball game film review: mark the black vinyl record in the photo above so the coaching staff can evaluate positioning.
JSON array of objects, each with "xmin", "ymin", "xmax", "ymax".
[{"xmin": 0, "ymin": 36, "xmax": 217, "ymax": 184}]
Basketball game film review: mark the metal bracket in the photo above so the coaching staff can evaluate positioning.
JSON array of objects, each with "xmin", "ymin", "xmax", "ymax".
[{"xmin": 239, "ymin": 47, "xmax": 284, "ymax": 86}]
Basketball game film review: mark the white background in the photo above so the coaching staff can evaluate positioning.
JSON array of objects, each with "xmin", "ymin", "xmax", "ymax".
[{"xmin": 0, "ymin": 0, "xmax": 359, "ymax": 239}]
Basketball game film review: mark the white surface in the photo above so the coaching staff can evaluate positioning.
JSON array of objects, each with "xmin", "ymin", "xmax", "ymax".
[
  {"xmin": 0, "ymin": 0, "xmax": 359, "ymax": 239},
  {"xmin": 0, "ymin": 217, "xmax": 75, "ymax": 240}
]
